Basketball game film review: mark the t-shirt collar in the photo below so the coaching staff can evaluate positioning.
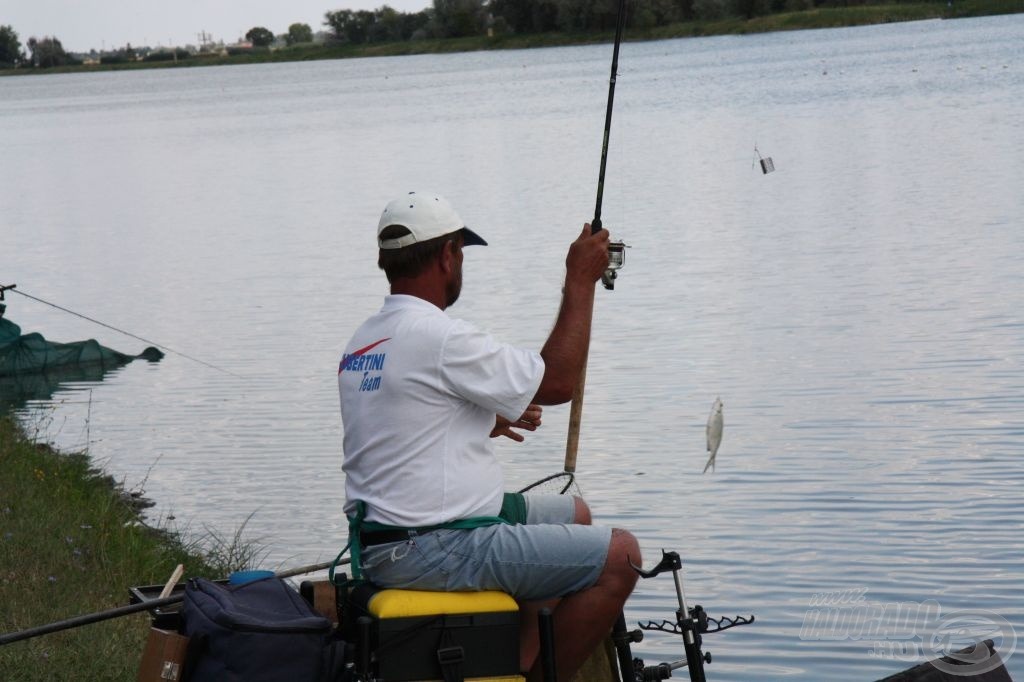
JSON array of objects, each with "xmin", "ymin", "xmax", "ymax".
[{"xmin": 382, "ymin": 294, "xmax": 445, "ymax": 314}]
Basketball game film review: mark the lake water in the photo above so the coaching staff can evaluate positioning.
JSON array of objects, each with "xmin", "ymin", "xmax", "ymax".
[{"xmin": 2, "ymin": 14, "xmax": 1023, "ymax": 680}]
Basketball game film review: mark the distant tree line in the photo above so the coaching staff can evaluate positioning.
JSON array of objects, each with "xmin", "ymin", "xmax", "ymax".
[
  {"xmin": 1, "ymin": 0, "xmax": 966, "ymax": 71},
  {"xmin": 0, "ymin": 25, "xmax": 21, "ymax": 67},
  {"xmin": 0, "ymin": 20, "xmax": 319, "ymax": 70},
  {"xmin": 321, "ymin": 0, "xmax": 851, "ymax": 44},
  {"xmin": 2, "ymin": 26, "xmax": 92, "ymax": 68},
  {"xmin": 237, "ymin": 23, "xmax": 316, "ymax": 48},
  {"xmin": 2, "ymin": 26, "xmax": 83, "ymax": 68}
]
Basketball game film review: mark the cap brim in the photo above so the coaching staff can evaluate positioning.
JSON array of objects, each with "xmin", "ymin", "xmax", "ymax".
[{"xmin": 461, "ymin": 227, "xmax": 487, "ymax": 247}]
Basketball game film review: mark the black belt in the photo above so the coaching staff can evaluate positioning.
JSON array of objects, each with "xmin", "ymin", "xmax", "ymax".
[{"xmin": 360, "ymin": 526, "xmax": 447, "ymax": 547}]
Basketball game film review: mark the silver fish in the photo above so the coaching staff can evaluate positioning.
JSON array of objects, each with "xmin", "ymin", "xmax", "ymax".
[{"xmin": 703, "ymin": 397, "xmax": 723, "ymax": 474}]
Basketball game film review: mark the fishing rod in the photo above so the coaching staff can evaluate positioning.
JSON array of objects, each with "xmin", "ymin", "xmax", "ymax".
[
  {"xmin": 2, "ymin": 284, "xmax": 242, "ymax": 378},
  {"xmin": 563, "ymin": 0, "xmax": 630, "ymax": 476},
  {"xmin": 591, "ymin": 0, "xmax": 631, "ymax": 292},
  {"xmin": 0, "ymin": 558, "xmax": 343, "ymax": 646}
]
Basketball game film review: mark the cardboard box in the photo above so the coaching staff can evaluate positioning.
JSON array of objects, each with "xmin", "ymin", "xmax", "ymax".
[{"xmin": 136, "ymin": 627, "xmax": 189, "ymax": 682}]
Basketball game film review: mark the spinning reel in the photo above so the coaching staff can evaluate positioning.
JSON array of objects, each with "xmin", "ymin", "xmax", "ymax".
[{"xmin": 602, "ymin": 241, "xmax": 630, "ymax": 290}]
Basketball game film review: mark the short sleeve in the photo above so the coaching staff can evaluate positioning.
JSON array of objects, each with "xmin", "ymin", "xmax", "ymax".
[{"xmin": 440, "ymin": 319, "xmax": 544, "ymax": 421}]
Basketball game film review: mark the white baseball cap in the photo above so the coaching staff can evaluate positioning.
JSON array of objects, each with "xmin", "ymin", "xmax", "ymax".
[{"xmin": 377, "ymin": 192, "xmax": 487, "ymax": 250}]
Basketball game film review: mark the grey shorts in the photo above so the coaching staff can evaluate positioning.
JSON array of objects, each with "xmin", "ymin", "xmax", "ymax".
[{"xmin": 360, "ymin": 494, "xmax": 611, "ymax": 601}]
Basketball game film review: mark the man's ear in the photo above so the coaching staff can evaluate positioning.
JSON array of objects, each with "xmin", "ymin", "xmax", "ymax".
[{"xmin": 439, "ymin": 239, "xmax": 456, "ymax": 274}]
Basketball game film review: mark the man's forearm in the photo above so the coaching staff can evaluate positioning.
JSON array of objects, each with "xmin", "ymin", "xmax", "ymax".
[{"xmin": 535, "ymin": 276, "xmax": 596, "ymax": 404}]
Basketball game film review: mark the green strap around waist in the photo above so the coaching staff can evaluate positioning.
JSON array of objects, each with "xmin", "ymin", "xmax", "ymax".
[{"xmin": 331, "ymin": 500, "xmax": 510, "ymax": 583}]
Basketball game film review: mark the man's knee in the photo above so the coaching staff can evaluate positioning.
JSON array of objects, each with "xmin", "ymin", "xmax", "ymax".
[
  {"xmin": 610, "ymin": 529, "xmax": 640, "ymax": 565},
  {"xmin": 573, "ymin": 496, "xmax": 592, "ymax": 525},
  {"xmin": 601, "ymin": 529, "xmax": 641, "ymax": 596}
]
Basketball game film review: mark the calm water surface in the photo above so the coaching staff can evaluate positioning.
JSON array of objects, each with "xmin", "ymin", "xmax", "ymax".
[{"xmin": 2, "ymin": 15, "xmax": 1023, "ymax": 680}]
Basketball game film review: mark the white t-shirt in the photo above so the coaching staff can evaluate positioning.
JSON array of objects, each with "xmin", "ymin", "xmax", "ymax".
[{"xmin": 339, "ymin": 295, "xmax": 544, "ymax": 526}]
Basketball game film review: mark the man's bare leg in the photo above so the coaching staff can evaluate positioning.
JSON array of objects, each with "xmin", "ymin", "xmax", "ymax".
[
  {"xmin": 518, "ymin": 598, "xmax": 559, "ymax": 672},
  {"xmin": 572, "ymin": 496, "xmax": 592, "ymax": 525},
  {"xmin": 518, "ymin": 496, "xmax": 592, "ymax": 672},
  {"xmin": 526, "ymin": 528, "xmax": 640, "ymax": 682}
]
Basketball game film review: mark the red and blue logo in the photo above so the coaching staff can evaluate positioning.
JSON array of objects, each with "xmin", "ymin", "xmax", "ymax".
[{"xmin": 339, "ymin": 338, "xmax": 390, "ymax": 392}]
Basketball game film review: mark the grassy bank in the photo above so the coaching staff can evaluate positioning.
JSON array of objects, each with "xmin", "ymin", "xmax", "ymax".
[
  {"xmin": 2, "ymin": 0, "xmax": 1020, "ymax": 77},
  {"xmin": 0, "ymin": 415, "xmax": 229, "ymax": 680}
]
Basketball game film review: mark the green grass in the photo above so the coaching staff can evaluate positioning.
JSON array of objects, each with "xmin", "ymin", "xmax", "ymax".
[
  {"xmin": 1, "ymin": 1, "xmax": 1020, "ymax": 78},
  {"xmin": 0, "ymin": 415, "xmax": 256, "ymax": 680}
]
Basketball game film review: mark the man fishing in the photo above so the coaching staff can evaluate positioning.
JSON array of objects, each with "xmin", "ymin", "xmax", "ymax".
[{"xmin": 338, "ymin": 191, "xmax": 640, "ymax": 681}]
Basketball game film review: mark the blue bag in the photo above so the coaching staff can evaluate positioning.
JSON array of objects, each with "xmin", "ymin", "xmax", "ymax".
[{"xmin": 182, "ymin": 576, "xmax": 341, "ymax": 681}]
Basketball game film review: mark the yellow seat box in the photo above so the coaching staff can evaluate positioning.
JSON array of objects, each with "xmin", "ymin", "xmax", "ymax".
[{"xmin": 349, "ymin": 586, "xmax": 522, "ymax": 682}]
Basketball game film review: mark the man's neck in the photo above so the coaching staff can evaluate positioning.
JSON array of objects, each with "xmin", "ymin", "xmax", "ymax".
[{"xmin": 390, "ymin": 280, "xmax": 447, "ymax": 310}]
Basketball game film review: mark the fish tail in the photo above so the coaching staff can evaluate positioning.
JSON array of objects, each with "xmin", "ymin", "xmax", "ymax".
[{"xmin": 703, "ymin": 454, "xmax": 715, "ymax": 474}]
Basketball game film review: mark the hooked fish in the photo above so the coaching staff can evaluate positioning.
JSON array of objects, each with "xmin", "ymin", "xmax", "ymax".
[{"xmin": 703, "ymin": 397, "xmax": 723, "ymax": 474}]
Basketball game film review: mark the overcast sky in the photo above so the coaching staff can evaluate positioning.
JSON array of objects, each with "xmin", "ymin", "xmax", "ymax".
[{"xmin": 2, "ymin": 0, "xmax": 434, "ymax": 53}]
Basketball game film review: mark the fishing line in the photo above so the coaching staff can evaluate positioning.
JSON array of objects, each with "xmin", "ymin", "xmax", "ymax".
[{"xmin": 7, "ymin": 286, "xmax": 242, "ymax": 378}]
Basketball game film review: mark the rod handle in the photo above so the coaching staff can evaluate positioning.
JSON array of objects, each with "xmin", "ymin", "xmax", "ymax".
[{"xmin": 563, "ymin": 355, "xmax": 589, "ymax": 474}]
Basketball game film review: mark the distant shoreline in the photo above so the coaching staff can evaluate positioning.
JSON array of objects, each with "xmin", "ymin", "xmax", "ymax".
[{"xmin": 2, "ymin": 0, "xmax": 1020, "ymax": 77}]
